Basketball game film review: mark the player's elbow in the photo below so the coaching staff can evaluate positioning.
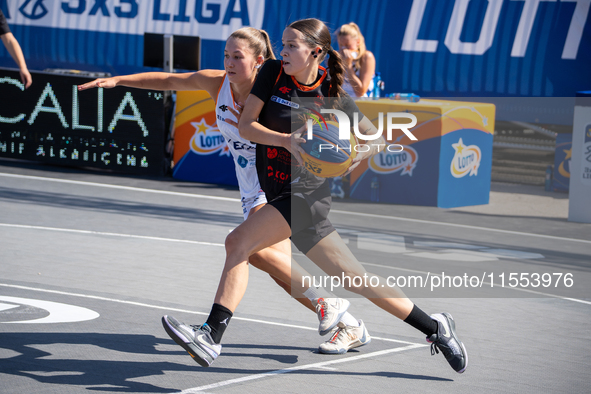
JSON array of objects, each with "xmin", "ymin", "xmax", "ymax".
[{"xmin": 238, "ymin": 117, "xmax": 256, "ymax": 140}]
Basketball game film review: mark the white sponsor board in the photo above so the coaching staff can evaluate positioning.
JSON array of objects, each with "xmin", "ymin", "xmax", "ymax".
[
  {"xmin": 4, "ymin": 0, "xmax": 264, "ymax": 41},
  {"xmin": 568, "ymin": 105, "xmax": 591, "ymax": 223}
]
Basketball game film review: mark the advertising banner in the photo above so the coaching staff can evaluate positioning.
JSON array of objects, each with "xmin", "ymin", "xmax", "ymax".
[
  {"xmin": 350, "ymin": 98, "xmax": 495, "ymax": 208},
  {"xmin": 1, "ymin": 0, "xmax": 589, "ymax": 101},
  {"xmin": 171, "ymin": 89, "xmax": 237, "ymax": 185},
  {"xmin": 0, "ymin": 68, "xmax": 166, "ymax": 174}
]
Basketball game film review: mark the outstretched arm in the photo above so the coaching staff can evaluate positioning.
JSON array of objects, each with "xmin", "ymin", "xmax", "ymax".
[
  {"xmin": 1, "ymin": 32, "xmax": 32, "ymax": 89},
  {"xmin": 77, "ymin": 69, "xmax": 225, "ymax": 99}
]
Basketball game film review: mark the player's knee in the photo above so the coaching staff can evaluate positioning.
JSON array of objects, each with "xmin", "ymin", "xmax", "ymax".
[{"xmin": 225, "ymin": 229, "xmax": 248, "ymax": 256}]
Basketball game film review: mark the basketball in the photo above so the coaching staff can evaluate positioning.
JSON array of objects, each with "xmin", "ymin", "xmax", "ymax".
[{"xmin": 300, "ymin": 121, "xmax": 357, "ymax": 178}]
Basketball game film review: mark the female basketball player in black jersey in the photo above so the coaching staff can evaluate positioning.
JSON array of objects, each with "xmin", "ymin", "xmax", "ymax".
[
  {"xmin": 80, "ymin": 27, "xmax": 368, "ymax": 356},
  {"xmin": 178, "ymin": 18, "xmax": 468, "ymax": 373}
]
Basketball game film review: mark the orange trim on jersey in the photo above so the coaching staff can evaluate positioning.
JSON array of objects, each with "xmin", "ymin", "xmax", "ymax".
[
  {"xmin": 274, "ymin": 62, "xmax": 284, "ymax": 87},
  {"xmin": 229, "ymin": 81, "xmax": 237, "ymax": 109},
  {"xmin": 290, "ymin": 65, "xmax": 327, "ymax": 91},
  {"xmin": 215, "ymin": 73, "xmax": 238, "ymax": 109},
  {"xmin": 215, "ymin": 73, "xmax": 225, "ymax": 105}
]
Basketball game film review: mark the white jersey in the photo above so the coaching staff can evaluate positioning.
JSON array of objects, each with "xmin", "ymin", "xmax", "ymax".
[{"xmin": 215, "ymin": 74, "xmax": 267, "ymax": 219}]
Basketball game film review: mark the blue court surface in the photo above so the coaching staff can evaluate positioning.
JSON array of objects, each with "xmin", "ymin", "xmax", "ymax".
[{"xmin": 1, "ymin": 161, "xmax": 590, "ymax": 394}]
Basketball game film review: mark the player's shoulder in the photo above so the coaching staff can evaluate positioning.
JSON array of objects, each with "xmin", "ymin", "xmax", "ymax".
[
  {"xmin": 192, "ymin": 70, "xmax": 226, "ymax": 99},
  {"xmin": 260, "ymin": 59, "xmax": 283, "ymax": 75},
  {"xmin": 362, "ymin": 50, "xmax": 376, "ymax": 64},
  {"xmin": 197, "ymin": 69, "xmax": 226, "ymax": 82}
]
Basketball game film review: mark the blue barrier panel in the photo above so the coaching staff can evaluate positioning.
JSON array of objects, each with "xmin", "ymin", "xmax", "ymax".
[
  {"xmin": 1, "ymin": 0, "xmax": 588, "ymax": 104},
  {"xmin": 553, "ymin": 133, "xmax": 572, "ymax": 192}
]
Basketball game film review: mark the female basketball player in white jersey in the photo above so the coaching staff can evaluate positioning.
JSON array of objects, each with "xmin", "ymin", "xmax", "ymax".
[{"xmin": 78, "ymin": 27, "xmax": 369, "ymax": 357}]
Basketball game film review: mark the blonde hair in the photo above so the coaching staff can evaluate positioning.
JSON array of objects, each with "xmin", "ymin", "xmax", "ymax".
[
  {"xmin": 336, "ymin": 22, "xmax": 367, "ymax": 69},
  {"xmin": 229, "ymin": 27, "xmax": 276, "ymax": 63}
]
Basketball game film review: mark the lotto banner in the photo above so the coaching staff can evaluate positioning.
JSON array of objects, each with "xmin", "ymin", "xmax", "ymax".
[
  {"xmin": 171, "ymin": 90, "xmax": 237, "ymax": 186},
  {"xmin": 350, "ymin": 99, "xmax": 495, "ymax": 208}
]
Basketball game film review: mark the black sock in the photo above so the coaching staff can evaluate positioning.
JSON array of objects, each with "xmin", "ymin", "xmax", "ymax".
[
  {"xmin": 205, "ymin": 303, "xmax": 233, "ymax": 343},
  {"xmin": 403, "ymin": 304, "xmax": 438, "ymax": 337}
]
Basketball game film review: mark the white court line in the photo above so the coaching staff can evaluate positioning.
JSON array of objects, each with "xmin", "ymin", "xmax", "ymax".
[
  {"xmin": 0, "ymin": 172, "xmax": 239, "ymax": 202},
  {"xmin": 330, "ymin": 209, "xmax": 591, "ymax": 245},
  {"xmin": 2, "ymin": 172, "xmax": 590, "ymax": 245},
  {"xmin": 0, "ymin": 283, "xmax": 418, "ymax": 345},
  {"xmin": 0, "ymin": 223, "xmax": 225, "ymax": 247},
  {"xmin": 3, "ymin": 223, "xmax": 591, "ymax": 306},
  {"xmin": 178, "ymin": 344, "xmax": 426, "ymax": 394},
  {"xmin": 359, "ymin": 262, "xmax": 591, "ymax": 306},
  {"xmin": 0, "ymin": 284, "xmax": 427, "ymax": 392}
]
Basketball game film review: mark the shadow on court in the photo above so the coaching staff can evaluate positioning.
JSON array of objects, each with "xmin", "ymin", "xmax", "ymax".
[
  {"xmin": 0, "ymin": 187, "xmax": 242, "ymax": 227},
  {"xmin": 0, "ymin": 332, "xmax": 193, "ymax": 393},
  {"xmin": 0, "ymin": 332, "xmax": 451, "ymax": 392}
]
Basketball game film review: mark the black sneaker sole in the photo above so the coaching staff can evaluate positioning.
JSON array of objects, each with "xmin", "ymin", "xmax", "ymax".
[{"xmin": 161, "ymin": 316, "xmax": 213, "ymax": 367}]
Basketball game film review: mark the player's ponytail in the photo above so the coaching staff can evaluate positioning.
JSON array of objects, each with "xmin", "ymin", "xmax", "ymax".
[
  {"xmin": 327, "ymin": 48, "xmax": 345, "ymax": 98},
  {"xmin": 257, "ymin": 29, "xmax": 276, "ymax": 62},
  {"xmin": 229, "ymin": 27, "xmax": 276, "ymax": 66}
]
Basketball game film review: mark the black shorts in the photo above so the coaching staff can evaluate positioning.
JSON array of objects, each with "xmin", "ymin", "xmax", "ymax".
[{"xmin": 268, "ymin": 187, "xmax": 335, "ymax": 255}]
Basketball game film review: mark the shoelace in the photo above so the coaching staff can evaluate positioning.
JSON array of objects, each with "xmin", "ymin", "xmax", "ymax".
[
  {"xmin": 190, "ymin": 324, "xmax": 208, "ymax": 333},
  {"xmin": 328, "ymin": 326, "xmax": 345, "ymax": 343},
  {"xmin": 430, "ymin": 342, "xmax": 440, "ymax": 356},
  {"xmin": 330, "ymin": 324, "xmax": 358, "ymax": 344},
  {"xmin": 316, "ymin": 298, "xmax": 327, "ymax": 320}
]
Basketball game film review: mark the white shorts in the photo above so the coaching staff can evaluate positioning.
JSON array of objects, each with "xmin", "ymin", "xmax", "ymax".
[{"xmin": 242, "ymin": 189, "xmax": 267, "ymax": 220}]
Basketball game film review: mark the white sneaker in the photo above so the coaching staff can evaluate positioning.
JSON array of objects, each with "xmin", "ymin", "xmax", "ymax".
[
  {"xmin": 319, "ymin": 320, "xmax": 371, "ymax": 354},
  {"xmin": 314, "ymin": 297, "xmax": 350, "ymax": 336}
]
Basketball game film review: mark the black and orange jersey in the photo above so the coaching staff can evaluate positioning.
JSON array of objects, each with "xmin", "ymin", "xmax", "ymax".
[
  {"xmin": 250, "ymin": 59, "xmax": 358, "ymax": 202},
  {"xmin": 0, "ymin": 10, "xmax": 10, "ymax": 36}
]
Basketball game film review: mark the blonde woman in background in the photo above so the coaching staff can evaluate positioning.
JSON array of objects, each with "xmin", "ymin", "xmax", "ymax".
[{"xmin": 336, "ymin": 22, "xmax": 376, "ymax": 98}]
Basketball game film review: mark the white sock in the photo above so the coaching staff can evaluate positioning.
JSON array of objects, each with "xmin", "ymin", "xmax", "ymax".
[
  {"xmin": 339, "ymin": 312, "xmax": 360, "ymax": 327},
  {"xmin": 302, "ymin": 286, "xmax": 333, "ymax": 301}
]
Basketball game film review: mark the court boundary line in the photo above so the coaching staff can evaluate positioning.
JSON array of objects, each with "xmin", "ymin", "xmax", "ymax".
[
  {"xmin": 0, "ymin": 172, "xmax": 239, "ymax": 202},
  {"xmin": 330, "ymin": 209, "xmax": 591, "ymax": 245},
  {"xmin": 0, "ymin": 282, "xmax": 427, "ymax": 391},
  {"xmin": 2, "ymin": 172, "xmax": 589, "ymax": 245},
  {"xmin": 0, "ymin": 223, "xmax": 225, "ymax": 247},
  {"xmin": 0, "ymin": 283, "xmax": 419, "ymax": 345},
  {"xmin": 3, "ymin": 223, "xmax": 590, "ymax": 306},
  {"xmin": 178, "ymin": 344, "xmax": 426, "ymax": 393}
]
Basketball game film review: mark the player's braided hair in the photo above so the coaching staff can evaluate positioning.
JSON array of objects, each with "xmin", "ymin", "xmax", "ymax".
[
  {"xmin": 288, "ymin": 18, "xmax": 346, "ymax": 100},
  {"xmin": 326, "ymin": 47, "xmax": 346, "ymax": 99}
]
